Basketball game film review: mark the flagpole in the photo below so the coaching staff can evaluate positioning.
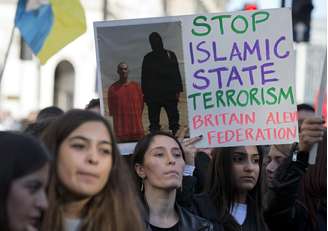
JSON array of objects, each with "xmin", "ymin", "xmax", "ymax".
[
  {"xmin": 0, "ymin": 1, "xmax": 18, "ymax": 110},
  {"xmin": 308, "ymin": 51, "xmax": 327, "ymax": 164},
  {"xmin": 0, "ymin": 0, "xmax": 18, "ymax": 88},
  {"xmin": 0, "ymin": 24, "xmax": 15, "ymax": 87}
]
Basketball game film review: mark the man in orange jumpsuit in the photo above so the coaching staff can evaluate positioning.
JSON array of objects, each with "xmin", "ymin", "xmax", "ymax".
[{"xmin": 108, "ymin": 62, "xmax": 144, "ymax": 142}]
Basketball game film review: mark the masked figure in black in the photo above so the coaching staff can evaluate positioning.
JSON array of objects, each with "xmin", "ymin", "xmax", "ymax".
[{"xmin": 141, "ymin": 32, "xmax": 183, "ymax": 135}]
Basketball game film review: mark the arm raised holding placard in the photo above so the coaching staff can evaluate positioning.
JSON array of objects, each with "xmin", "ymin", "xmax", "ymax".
[{"xmin": 264, "ymin": 117, "xmax": 326, "ymax": 231}]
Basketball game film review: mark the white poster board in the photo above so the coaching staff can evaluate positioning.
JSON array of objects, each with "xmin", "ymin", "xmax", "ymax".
[
  {"xmin": 183, "ymin": 8, "xmax": 298, "ymax": 147},
  {"xmin": 94, "ymin": 8, "xmax": 299, "ymax": 150}
]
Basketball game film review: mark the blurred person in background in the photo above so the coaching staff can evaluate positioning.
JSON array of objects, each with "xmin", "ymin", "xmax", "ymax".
[
  {"xmin": 36, "ymin": 106, "xmax": 64, "ymax": 122},
  {"xmin": 0, "ymin": 111, "xmax": 20, "ymax": 131},
  {"xmin": 264, "ymin": 117, "xmax": 326, "ymax": 231},
  {"xmin": 0, "ymin": 132, "xmax": 51, "ymax": 231},
  {"xmin": 24, "ymin": 106, "xmax": 64, "ymax": 138},
  {"xmin": 85, "ymin": 98, "xmax": 100, "ymax": 114}
]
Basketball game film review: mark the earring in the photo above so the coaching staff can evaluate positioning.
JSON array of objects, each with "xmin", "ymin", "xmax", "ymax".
[{"xmin": 140, "ymin": 178, "xmax": 144, "ymax": 192}]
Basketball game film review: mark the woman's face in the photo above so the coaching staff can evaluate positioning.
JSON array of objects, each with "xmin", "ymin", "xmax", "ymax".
[
  {"xmin": 57, "ymin": 121, "xmax": 113, "ymax": 198},
  {"xmin": 231, "ymin": 146, "xmax": 260, "ymax": 193},
  {"xmin": 136, "ymin": 135, "xmax": 185, "ymax": 190},
  {"xmin": 266, "ymin": 145, "xmax": 289, "ymax": 186},
  {"xmin": 7, "ymin": 163, "xmax": 50, "ymax": 231}
]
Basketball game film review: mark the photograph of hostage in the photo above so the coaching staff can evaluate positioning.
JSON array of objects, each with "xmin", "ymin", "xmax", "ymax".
[
  {"xmin": 141, "ymin": 32, "xmax": 183, "ymax": 135},
  {"xmin": 108, "ymin": 62, "xmax": 144, "ymax": 142}
]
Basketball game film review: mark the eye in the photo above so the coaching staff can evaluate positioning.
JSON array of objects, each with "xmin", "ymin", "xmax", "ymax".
[
  {"xmin": 276, "ymin": 156, "xmax": 284, "ymax": 164},
  {"xmin": 26, "ymin": 181, "xmax": 42, "ymax": 194},
  {"xmin": 173, "ymin": 152, "xmax": 182, "ymax": 158},
  {"xmin": 252, "ymin": 157, "xmax": 260, "ymax": 164},
  {"xmin": 232, "ymin": 155, "xmax": 244, "ymax": 163},
  {"xmin": 100, "ymin": 148, "xmax": 112, "ymax": 155},
  {"xmin": 154, "ymin": 152, "xmax": 164, "ymax": 157},
  {"xmin": 71, "ymin": 143, "xmax": 85, "ymax": 150},
  {"xmin": 266, "ymin": 156, "xmax": 272, "ymax": 163}
]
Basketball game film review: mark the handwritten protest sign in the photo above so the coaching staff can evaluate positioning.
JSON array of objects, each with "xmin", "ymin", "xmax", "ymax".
[
  {"xmin": 94, "ymin": 8, "xmax": 298, "ymax": 150},
  {"xmin": 181, "ymin": 8, "xmax": 298, "ymax": 147}
]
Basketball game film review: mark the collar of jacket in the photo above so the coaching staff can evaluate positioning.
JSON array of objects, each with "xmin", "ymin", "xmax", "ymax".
[{"xmin": 145, "ymin": 203, "xmax": 213, "ymax": 231}]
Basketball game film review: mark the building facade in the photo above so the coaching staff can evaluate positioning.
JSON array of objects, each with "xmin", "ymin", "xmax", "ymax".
[{"xmin": 0, "ymin": 0, "xmax": 224, "ymax": 119}]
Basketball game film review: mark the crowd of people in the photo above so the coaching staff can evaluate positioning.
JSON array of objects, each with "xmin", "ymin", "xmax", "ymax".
[{"xmin": 0, "ymin": 101, "xmax": 326, "ymax": 231}]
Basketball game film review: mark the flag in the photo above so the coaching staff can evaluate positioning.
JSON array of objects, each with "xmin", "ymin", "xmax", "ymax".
[{"xmin": 15, "ymin": 0, "xmax": 86, "ymax": 64}]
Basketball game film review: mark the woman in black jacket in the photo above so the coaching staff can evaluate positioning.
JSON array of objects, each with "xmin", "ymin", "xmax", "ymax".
[
  {"xmin": 192, "ymin": 146, "xmax": 267, "ymax": 231},
  {"xmin": 133, "ymin": 131, "xmax": 214, "ymax": 231},
  {"xmin": 264, "ymin": 117, "xmax": 326, "ymax": 231}
]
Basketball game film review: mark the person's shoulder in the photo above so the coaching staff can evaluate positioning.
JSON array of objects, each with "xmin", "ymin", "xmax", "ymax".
[
  {"xmin": 176, "ymin": 204, "xmax": 214, "ymax": 230},
  {"xmin": 128, "ymin": 81, "xmax": 142, "ymax": 89},
  {"xmin": 109, "ymin": 81, "xmax": 120, "ymax": 88},
  {"xmin": 144, "ymin": 52, "xmax": 154, "ymax": 58},
  {"xmin": 129, "ymin": 81, "xmax": 140, "ymax": 85},
  {"xmin": 167, "ymin": 50, "xmax": 177, "ymax": 56}
]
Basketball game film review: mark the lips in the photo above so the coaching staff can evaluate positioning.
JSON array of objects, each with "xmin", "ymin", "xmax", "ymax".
[
  {"xmin": 267, "ymin": 175, "xmax": 273, "ymax": 184},
  {"xmin": 164, "ymin": 171, "xmax": 180, "ymax": 177},
  {"xmin": 28, "ymin": 217, "xmax": 41, "ymax": 231},
  {"xmin": 77, "ymin": 171, "xmax": 99, "ymax": 180},
  {"xmin": 240, "ymin": 176, "xmax": 256, "ymax": 182}
]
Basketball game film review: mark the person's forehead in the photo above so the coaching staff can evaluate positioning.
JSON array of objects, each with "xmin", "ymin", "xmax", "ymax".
[
  {"xmin": 149, "ymin": 135, "xmax": 179, "ymax": 150},
  {"xmin": 268, "ymin": 145, "xmax": 287, "ymax": 157},
  {"xmin": 233, "ymin": 145, "xmax": 258, "ymax": 154}
]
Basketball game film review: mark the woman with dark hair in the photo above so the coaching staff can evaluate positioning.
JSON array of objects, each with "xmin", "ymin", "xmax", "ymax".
[
  {"xmin": 133, "ymin": 131, "xmax": 214, "ymax": 231},
  {"xmin": 300, "ymin": 131, "xmax": 326, "ymax": 230},
  {"xmin": 264, "ymin": 117, "xmax": 326, "ymax": 231},
  {"xmin": 0, "ymin": 132, "xmax": 51, "ymax": 231},
  {"xmin": 41, "ymin": 109, "xmax": 144, "ymax": 231},
  {"xmin": 192, "ymin": 146, "xmax": 267, "ymax": 231}
]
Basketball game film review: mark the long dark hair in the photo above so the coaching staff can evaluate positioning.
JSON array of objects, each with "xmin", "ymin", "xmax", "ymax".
[
  {"xmin": 0, "ymin": 132, "xmax": 51, "ymax": 231},
  {"xmin": 300, "ymin": 131, "xmax": 327, "ymax": 229},
  {"xmin": 205, "ymin": 146, "xmax": 266, "ymax": 231},
  {"xmin": 41, "ymin": 109, "xmax": 144, "ymax": 231}
]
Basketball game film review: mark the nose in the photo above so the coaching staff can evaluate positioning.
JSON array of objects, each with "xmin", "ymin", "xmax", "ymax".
[
  {"xmin": 167, "ymin": 154, "xmax": 176, "ymax": 165},
  {"xmin": 266, "ymin": 161, "xmax": 276, "ymax": 175},
  {"xmin": 86, "ymin": 146, "xmax": 99, "ymax": 165},
  {"xmin": 244, "ymin": 160, "xmax": 256, "ymax": 172},
  {"xmin": 36, "ymin": 191, "xmax": 48, "ymax": 211}
]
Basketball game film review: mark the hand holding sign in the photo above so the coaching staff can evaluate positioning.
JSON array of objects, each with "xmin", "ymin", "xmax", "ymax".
[
  {"xmin": 299, "ymin": 117, "xmax": 325, "ymax": 152},
  {"xmin": 176, "ymin": 127, "xmax": 203, "ymax": 166}
]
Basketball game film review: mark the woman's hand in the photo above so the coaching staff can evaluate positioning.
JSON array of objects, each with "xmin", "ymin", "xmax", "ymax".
[
  {"xmin": 176, "ymin": 127, "xmax": 203, "ymax": 166},
  {"xmin": 299, "ymin": 116, "xmax": 325, "ymax": 152}
]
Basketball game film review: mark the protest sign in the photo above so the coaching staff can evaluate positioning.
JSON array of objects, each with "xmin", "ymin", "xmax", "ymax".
[
  {"xmin": 94, "ymin": 8, "xmax": 298, "ymax": 148},
  {"xmin": 182, "ymin": 8, "xmax": 298, "ymax": 147}
]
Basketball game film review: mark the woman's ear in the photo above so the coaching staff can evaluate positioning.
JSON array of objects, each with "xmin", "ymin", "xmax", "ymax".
[{"xmin": 135, "ymin": 163, "xmax": 146, "ymax": 178}]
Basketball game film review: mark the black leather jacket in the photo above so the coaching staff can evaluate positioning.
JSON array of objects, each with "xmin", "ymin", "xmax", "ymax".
[
  {"xmin": 192, "ymin": 193, "xmax": 266, "ymax": 231},
  {"xmin": 145, "ymin": 204, "xmax": 214, "ymax": 231},
  {"xmin": 264, "ymin": 143, "xmax": 327, "ymax": 231}
]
